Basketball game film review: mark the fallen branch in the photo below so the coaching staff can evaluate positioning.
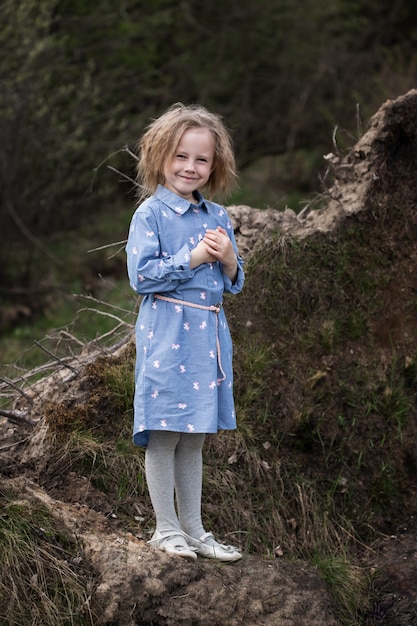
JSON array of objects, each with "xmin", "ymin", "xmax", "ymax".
[
  {"xmin": 0, "ymin": 409, "xmax": 36, "ymax": 428},
  {"xmin": 0, "ymin": 377, "xmax": 33, "ymax": 401},
  {"xmin": 33, "ymin": 341, "xmax": 79, "ymax": 374},
  {"xmin": 72, "ymin": 293, "xmax": 137, "ymax": 316},
  {"xmin": 72, "ymin": 306, "xmax": 133, "ymax": 328},
  {"xmin": 58, "ymin": 330, "xmax": 86, "ymax": 348}
]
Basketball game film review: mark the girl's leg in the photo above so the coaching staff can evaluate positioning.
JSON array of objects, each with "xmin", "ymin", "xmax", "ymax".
[
  {"xmin": 175, "ymin": 432, "xmax": 242, "ymax": 562},
  {"xmin": 174, "ymin": 432, "xmax": 206, "ymax": 538},
  {"xmin": 145, "ymin": 430, "xmax": 182, "ymax": 535}
]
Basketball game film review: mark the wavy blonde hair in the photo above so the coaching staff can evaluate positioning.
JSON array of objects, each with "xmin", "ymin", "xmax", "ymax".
[{"xmin": 136, "ymin": 103, "xmax": 237, "ymax": 201}]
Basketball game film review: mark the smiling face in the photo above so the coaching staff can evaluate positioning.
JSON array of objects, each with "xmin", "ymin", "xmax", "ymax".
[{"xmin": 163, "ymin": 127, "xmax": 215, "ymax": 202}]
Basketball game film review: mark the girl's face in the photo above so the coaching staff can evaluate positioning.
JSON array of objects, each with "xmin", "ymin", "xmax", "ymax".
[{"xmin": 163, "ymin": 127, "xmax": 214, "ymax": 202}]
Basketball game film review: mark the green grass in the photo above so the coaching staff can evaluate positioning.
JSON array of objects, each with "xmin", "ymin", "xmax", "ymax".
[
  {"xmin": 312, "ymin": 552, "xmax": 374, "ymax": 625},
  {"xmin": 0, "ymin": 491, "xmax": 93, "ymax": 625}
]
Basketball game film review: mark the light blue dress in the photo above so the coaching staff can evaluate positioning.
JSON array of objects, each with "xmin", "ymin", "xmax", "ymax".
[{"xmin": 126, "ymin": 185, "xmax": 245, "ymax": 447}]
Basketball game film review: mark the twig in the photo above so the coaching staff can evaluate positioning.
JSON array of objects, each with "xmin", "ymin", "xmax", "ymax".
[
  {"xmin": 33, "ymin": 341, "xmax": 79, "ymax": 374},
  {"xmin": 5, "ymin": 194, "xmax": 60, "ymax": 265},
  {"xmin": 171, "ymin": 592, "xmax": 191, "ymax": 600},
  {"xmin": 0, "ymin": 409, "xmax": 35, "ymax": 427},
  {"xmin": 107, "ymin": 165, "xmax": 137, "ymax": 187},
  {"xmin": 0, "ymin": 377, "xmax": 33, "ymax": 400},
  {"xmin": 72, "ymin": 293, "xmax": 136, "ymax": 316},
  {"xmin": 58, "ymin": 330, "xmax": 86, "ymax": 347},
  {"xmin": 74, "ymin": 307, "xmax": 132, "ymax": 328},
  {"xmin": 87, "ymin": 239, "xmax": 127, "ymax": 254},
  {"xmin": 1, "ymin": 360, "xmax": 74, "ymax": 384},
  {"xmin": 356, "ymin": 102, "xmax": 362, "ymax": 138},
  {"xmin": 297, "ymin": 193, "xmax": 327, "ymax": 220},
  {"xmin": 122, "ymin": 145, "xmax": 139, "ymax": 161},
  {"xmin": 332, "ymin": 125, "xmax": 340, "ymax": 155},
  {"xmin": 0, "ymin": 437, "xmax": 30, "ymax": 451},
  {"xmin": 90, "ymin": 144, "xmax": 139, "ymax": 192},
  {"xmin": 90, "ymin": 322, "xmax": 126, "ymax": 345},
  {"xmin": 101, "ymin": 329, "xmax": 135, "ymax": 354}
]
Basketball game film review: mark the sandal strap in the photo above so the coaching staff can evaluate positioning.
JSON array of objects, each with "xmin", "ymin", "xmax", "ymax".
[
  {"xmin": 148, "ymin": 532, "xmax": 191, "ymax": 547},
  {"xmin": 148, "ymin": 532, "xmax": 198, "ymax": 557},
  {"xmin": 197, "ymin": 532, "xmax": 240, "ymax": 552}
]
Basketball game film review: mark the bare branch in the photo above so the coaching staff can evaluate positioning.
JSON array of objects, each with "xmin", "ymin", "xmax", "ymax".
[
  {"xmin": 332, "ymin": 125, "xmax": 341, "ymax": 155},
  {"xmin": 87, "ymin": 239, "xmax": 127, "ymax": 254},
  {"xmin": 33, "ymin": 341, "xmax": 79, "ymax": 374},
  {"xmin": 356, "ymin": 102, "xmax": 362, "ymax": 138},
  {"xmin": 107, "ymin": 165, "xmax": 137, "ymax": 188},
  {"xmin": 73, "ymin": 307, "xmax": 132, "ymax": 327},
  {"xmin": 122, "ymin": 145, "xmax": 139, "ymax": 161},
  {"xmin": 0, "ymin": 437, "xmax": 30, "ymax": 452},
  {"xmin": 90, "ymin": 322, "xmax": 126, "ymax": 345},
  {"xmin": 72, "ymin": 293, "xmax": 136, "ymax": 316},
  {"xmin": 58, "ymin": 330, "xmax": 86, "ymax": 347},
  {"xmin": 0, "ymin": 408, "xmax": 36, "ymax": 427},
  {"xmin": 4, "ymin": 194, "xmax": 59, "ymax": 265},
  {"xmin": 0, "ymin": 377, "xmax": 33, "ymax": 401}
]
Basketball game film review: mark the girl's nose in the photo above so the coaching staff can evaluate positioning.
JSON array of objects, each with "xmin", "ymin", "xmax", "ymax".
[{"xmin": 184, "ymin": 160, "xmax": 196, "ymax": 171}]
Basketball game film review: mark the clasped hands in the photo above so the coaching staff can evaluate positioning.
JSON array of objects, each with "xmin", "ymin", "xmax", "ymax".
[{"xmin": 190, "ymin": 227, "xmax": 237, "ymax": 281}]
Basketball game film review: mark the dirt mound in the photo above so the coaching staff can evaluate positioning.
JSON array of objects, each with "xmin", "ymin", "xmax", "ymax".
[{"xmin": 2, "ymin": 89, "xmax": 417, "ymax": 625}]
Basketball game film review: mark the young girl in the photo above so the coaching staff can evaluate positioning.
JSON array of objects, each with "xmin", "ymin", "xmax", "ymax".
[{"xmin": 126, "ymin": 103, "xmax": 244, "ymax": 562}]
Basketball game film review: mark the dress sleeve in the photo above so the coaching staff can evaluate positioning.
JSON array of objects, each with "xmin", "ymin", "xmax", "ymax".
[
  {"xmin": 126, "ymin": 206, "xmax": 195, "ymax": 295},
  {"xmin": 222, "ymin": 254, "xmax": 245, "ymax": 294},
  {"xmin": 221, "ymin": 209, "xmax": 245, "ymax": 295}
]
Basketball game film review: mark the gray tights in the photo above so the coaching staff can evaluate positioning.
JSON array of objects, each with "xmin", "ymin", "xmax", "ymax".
[{"xmin": 145, "ymin": 430, "xmax": 206, "ymax": 538}]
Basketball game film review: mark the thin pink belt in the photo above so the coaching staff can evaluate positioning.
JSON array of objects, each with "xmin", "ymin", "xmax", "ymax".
[{"xmin": 154, "ymin": 294, "xmax": 226, "ymax": 381}]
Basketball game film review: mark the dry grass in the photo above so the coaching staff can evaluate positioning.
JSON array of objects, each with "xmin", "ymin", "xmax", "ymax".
[{"xmin": 0, "ymin": 487, "xmax": 94, "ymax": 625}]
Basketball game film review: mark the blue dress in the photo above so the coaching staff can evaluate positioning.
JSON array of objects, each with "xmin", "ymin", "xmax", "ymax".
[{"xmin": 126, "ymin": 185, "xmax": 245, "ymax": 447}]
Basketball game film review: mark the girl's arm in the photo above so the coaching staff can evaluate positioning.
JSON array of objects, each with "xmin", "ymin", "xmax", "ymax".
[{"xmin": 126, "ymin": 209, "xmax": 196, "ymax": 295}]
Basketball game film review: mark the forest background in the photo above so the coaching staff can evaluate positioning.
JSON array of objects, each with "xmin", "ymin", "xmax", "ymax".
[{"xmin": 1, "ymin": 0, "xmax": 417, "ymax": 369}]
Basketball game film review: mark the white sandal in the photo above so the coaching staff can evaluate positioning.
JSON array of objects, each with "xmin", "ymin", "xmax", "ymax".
[
  {"xmin": 183, "ymin": 532, "xmax": 242, "ymax": 562},
  {"xmin": 147, "ymin": 530, "xmax": 197, "ymax": 560}
]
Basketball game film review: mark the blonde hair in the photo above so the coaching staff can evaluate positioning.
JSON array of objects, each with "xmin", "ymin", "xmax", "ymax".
[{"xmin": 136, "ymin": 103, "xmax": 237, "ymax": 201}]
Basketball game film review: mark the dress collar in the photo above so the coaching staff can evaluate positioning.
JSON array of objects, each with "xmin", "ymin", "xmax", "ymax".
[{"xmin": 154, "ymin": 184, "xmax": 207, "ymax": 214}]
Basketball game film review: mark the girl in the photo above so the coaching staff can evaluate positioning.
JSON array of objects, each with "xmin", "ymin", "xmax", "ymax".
[{"xmin": 126, "ymin": 103, "xmax": 244, "ymax": 562}]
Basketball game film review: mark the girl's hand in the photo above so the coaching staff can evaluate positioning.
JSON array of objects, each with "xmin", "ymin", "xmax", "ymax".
[
  {"xmin": 190, "ymin": 238, "xmax": 217, "ymax": 268},
  {"xmin": 203, "ymin": 227, "xmax": 237, "ymax": 282}
]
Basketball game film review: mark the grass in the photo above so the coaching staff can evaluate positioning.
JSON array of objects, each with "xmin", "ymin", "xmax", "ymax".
[
  {"xmin": 0, "ymin": 489, "xmax": 93, "ymax": 625},
  {"xmin": 39, "ymin": 347, "xmax": 150, "ymax": 529},
  {"xmin": 312, "ymin": 552, "xmax": 374, "ymax": 624}
]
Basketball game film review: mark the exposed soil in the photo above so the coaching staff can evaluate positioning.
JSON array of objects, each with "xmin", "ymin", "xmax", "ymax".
[{"xmin": 2, "ymin": 90, "xmax": 417, "ymax": 625}]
